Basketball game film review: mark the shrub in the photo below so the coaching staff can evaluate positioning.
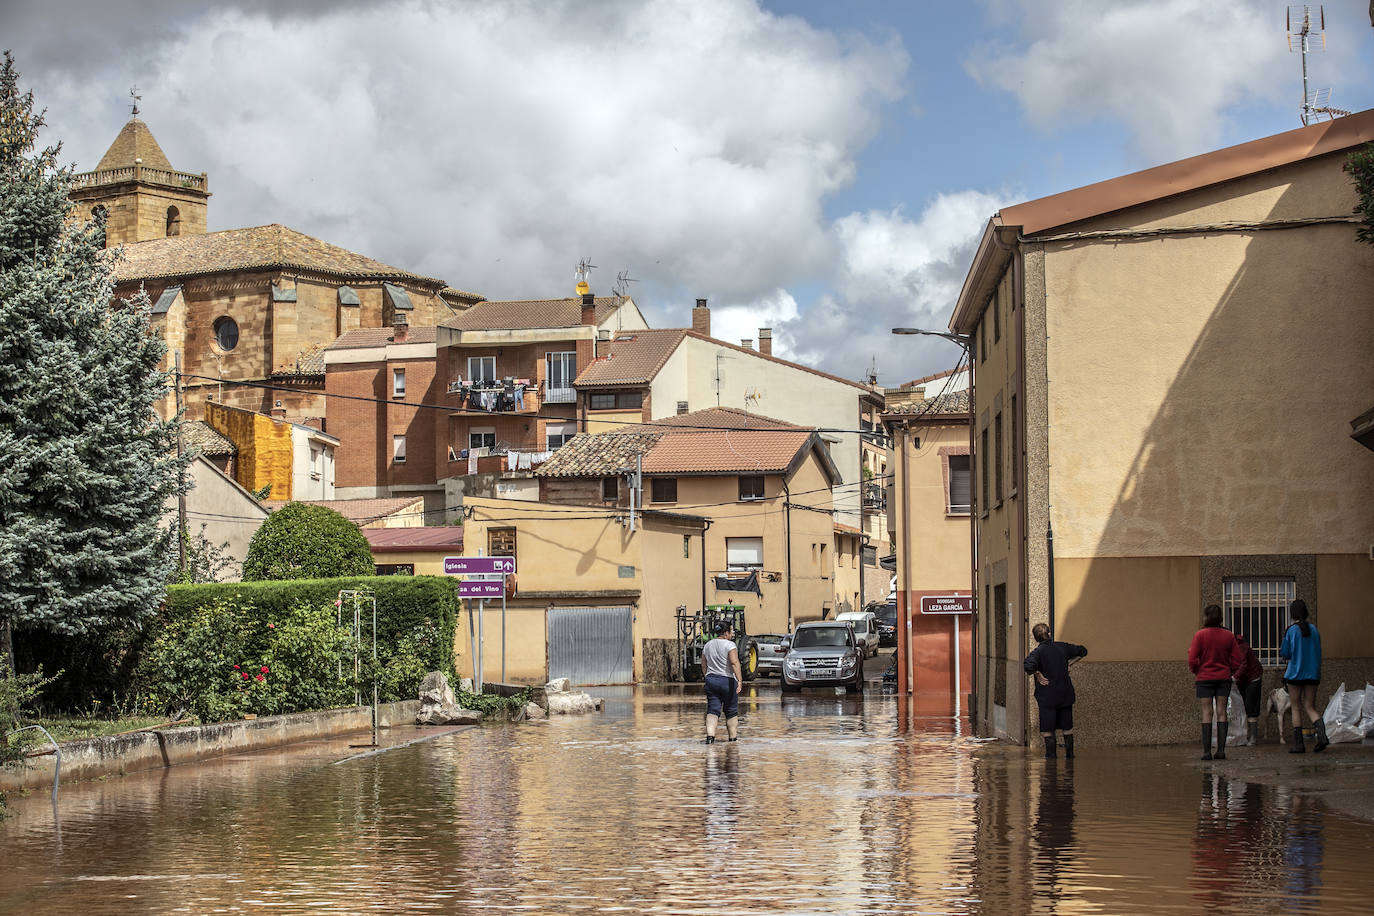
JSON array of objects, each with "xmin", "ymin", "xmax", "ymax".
[{"xmin": 242, "ymin": 503, "xmax": 373, "ymax": 581}]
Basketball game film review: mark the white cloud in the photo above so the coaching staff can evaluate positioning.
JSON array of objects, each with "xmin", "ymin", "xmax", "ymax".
[
  {"xmin": 780, "ymin": 190, "xmax": 1012, "ymax": 386},
  {"xmin": 965, "ymin": 0, "xmax": 1292, "ymax": 163},
  {"xmin": 24, "ymin": 0, "xmax": 906, "ymax": 327}
]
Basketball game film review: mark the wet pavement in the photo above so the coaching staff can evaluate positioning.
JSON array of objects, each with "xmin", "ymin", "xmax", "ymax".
[{"xmin": 2, "ymin": 669, "xmax": 1373, "ymax": 914}]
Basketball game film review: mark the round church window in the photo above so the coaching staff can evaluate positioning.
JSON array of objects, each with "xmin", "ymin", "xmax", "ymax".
[{"xmin": 214, "ymin": 316, "xmax": 239, "ymax": 352}]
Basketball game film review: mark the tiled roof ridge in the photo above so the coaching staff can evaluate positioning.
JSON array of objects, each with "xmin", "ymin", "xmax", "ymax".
[
  {"xmin": 650, "ymin": 406, "xmax": 806, "ymax": 431},
  {"xmin": 682, "ymin": 330, "xmax": 869, "ymax": 391},
  {"xmin": 112, "ymin": 223, "xmax": 448, "ymax": 288}
]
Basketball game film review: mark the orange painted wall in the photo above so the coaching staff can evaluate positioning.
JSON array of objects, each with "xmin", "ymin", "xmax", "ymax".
[{"xmin": 899, "ymin": 588, "xmax": 973, "ymax": 711}]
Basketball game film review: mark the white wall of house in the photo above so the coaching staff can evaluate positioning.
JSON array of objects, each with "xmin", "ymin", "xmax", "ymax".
[{"xmin": 291, "ymin": 425, "xmax": 337, "ymax": 500}]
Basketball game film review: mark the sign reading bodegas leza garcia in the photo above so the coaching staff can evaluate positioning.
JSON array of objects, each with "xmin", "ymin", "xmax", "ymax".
[{"xmin": 920, "ymin": 594, "xmax": 973, "ymax": 615}]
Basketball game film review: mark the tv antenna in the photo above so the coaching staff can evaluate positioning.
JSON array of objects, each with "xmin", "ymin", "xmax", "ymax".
[
  {"xmin": 1287, "ymin": 6, "xmax": 1350, "ymax": 126},
  {"xmin": 866, "ymin": 355, "xmax": 879, "ymax": 387},
  {"xmin": 743, "ymin": 385, "xmax": 764, "ymax": 409},
  {"xmin": 612, "ymin": 269, "xmax": 638, "ymax": 300}
]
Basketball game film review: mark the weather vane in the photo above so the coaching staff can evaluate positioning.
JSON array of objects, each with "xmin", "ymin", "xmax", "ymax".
[{"xmin": 129, "ymin": 85, "xmax": 142, "ymax": 117}]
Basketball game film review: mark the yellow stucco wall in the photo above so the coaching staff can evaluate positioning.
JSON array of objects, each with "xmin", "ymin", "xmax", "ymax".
[
  {"xmin": 584, "ymin": 409, "xmax": 645, "ymax": 433},
  {"xmin": 1315, "ymin": 555, "xmax": 1374, "ymax": 658},
  {"xmin": 365, "ymin": 550, "xmax": 456, "ymax": 576},
  {"xmin": 1043, "ymin": 152, "xmax": 1374, "ymax": 559},
  {"xmin": 1053, "ymin": 556, "xmax": 1201, "ymax": 660},
  {"xmin": 893, "ymin": 422, "xmax": 972, "ymax": 593}
]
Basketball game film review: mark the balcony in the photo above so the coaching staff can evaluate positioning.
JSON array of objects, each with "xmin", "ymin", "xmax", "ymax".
[
  {"xmin": 447, "ymin": 379, "xmax": 539, "ymax": 414},
  {"xmin": 543, "ymin": 387, "xmax": 576, "ymax": 404}
]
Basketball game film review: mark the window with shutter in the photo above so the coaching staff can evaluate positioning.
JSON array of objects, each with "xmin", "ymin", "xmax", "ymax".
[
  {"xmin": 947, "ymin": 455, "xmax": 971, "ymax": 515},
  {"xmin": 726, "ymin": 537, "xmax": 764, "ymax": 570}
]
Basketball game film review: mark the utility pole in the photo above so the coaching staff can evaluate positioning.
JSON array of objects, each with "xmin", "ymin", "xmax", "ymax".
[{"xmin": 174, "ymin": 350, "xmax": 187, "ymax": 576}]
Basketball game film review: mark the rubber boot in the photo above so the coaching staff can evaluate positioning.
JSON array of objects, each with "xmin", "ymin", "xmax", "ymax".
[
  {"xmin": 1043, "ymin": 735, "xmax": 1056, "ymax": 759},
  {"xmin": 1314, "ymin": 719, "xmax": 1329, "ymax": 753},
  {"xmin": 1063, "ymin": 734, "xmax": 1075, "ymax": 759},
  {"xmin": 1246, "ymin": 721, "xmax": 1258, "ymax": 746},
  {"xmin": 1289, "ymin": 726, "xmax": 1305, "ymax": 754},
  {"xmin": 1214, "ymin": 722, "xmax": 1228, "ymax": 760},
  {"xmin": 1200, "ymin": 724, "xmax": 1213, "ymax": 760}
]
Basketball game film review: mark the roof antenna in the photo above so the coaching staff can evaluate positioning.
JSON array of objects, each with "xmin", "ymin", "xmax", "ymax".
[
  {"xmin": 129, "ymin": 85, "xmax": 142, "ymax": 117},
  {"xmin": 866, "ymin": 355, "xmax": 879, "ymax": 387},
  {"xmin": 1287, "ymin": 5, "xmax": 1351, "ymax": 126},
  {"xmin": 574, "ymin": 257, "xmax": 596, "ymax": 296},
  {"xmin": 612, "ymin": 269, "xmax": 637, "ymax": 300}
]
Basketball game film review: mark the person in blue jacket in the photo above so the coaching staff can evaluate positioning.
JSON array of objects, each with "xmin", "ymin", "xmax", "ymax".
[{"xmin": 1280, "ymin": 599, "xmax": 1326, "ymax": 754}]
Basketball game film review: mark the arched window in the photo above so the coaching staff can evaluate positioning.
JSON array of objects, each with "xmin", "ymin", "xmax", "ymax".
[{"xmin": 165, "ymin": 205, "xmax": 181, "ymax": 237}]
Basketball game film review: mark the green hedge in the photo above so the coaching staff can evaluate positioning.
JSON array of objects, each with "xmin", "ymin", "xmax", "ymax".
[{"xmin": 165, "ymin": 575, "xmax": 458, "ymax": 680}]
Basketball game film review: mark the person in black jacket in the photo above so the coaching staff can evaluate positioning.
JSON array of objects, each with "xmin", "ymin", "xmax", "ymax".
[{"xmin": 1024, "ymin": 622, "xmax": 1089, "ymax": 759}]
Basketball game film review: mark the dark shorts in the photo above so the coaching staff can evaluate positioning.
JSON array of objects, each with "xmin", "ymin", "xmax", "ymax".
[
  {"xmin": 704, "ymin": 674, "xmax": 738, "ymax": 718},
  {"xmin": 1196, "ymin": 679, "xmax": 1231, "ymax": 699},
  {"xmin": 1284, "ymin": 678, "xmax": 1320, "ymax": 688},
  {"xmin": 1238, "ymin": 679, "xmax": 1262, "ymax": 718},
  {"xmin": 1037, "ymin": 703, "xmax": 1073, "ymax": 733}
]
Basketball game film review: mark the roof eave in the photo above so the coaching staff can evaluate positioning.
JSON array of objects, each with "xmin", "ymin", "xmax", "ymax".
[{"xmin": 950, "ymin": 217, "xmax": 1011, "ymax": 336}]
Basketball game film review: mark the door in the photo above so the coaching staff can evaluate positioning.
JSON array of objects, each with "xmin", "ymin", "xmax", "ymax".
[{"xmin": 547, "ymin": 606, "xmax": 634, "ymax": 686}]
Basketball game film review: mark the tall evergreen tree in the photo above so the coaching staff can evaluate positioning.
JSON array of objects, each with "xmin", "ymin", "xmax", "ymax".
[{"xmin": 0, "ymin": 52, "xmax": 183, "ymax": 677}]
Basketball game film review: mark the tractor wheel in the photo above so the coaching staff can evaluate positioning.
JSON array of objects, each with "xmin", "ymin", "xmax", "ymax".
[{"xmin": 742, "ymin": 642, "xmax": 759, "ymax": 681}]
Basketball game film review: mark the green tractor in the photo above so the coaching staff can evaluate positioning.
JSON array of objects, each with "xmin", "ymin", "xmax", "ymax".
[{"xmin": 676, "ymin": 603, "xmax": 759, "ymax": 682}]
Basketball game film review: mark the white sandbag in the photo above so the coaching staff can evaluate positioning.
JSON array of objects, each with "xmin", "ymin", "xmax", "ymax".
[
  {"xmin": 1321, "ymin": 682, "xmax": 1365, "ymax": 744},
  {"xmin": 1358, "ymin": 683, "xmax": 1374, "ymax": 737}
]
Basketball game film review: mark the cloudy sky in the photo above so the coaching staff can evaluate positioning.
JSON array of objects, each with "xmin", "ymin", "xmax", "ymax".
[{"xmin": 6, "ymin": 0, "xmax": 1372, "ymax": 383}]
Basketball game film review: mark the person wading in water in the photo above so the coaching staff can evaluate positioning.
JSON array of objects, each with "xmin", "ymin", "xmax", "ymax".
[
  {"xmin": 702, "ymin": 619, "xmax": 743, "ymax": 744},
  {"xmin": 1024, "ymin": 623, "xmax": 1088, "ymax": 759}
]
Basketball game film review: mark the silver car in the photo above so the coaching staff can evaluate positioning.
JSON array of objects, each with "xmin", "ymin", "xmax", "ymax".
[
  {"xmin": 780, "ymin": 622, "xmax": 864, "ymax": 693},
  {"xmin": 754, "ymin": 633, "xmax": 788, "ymax": 677}
]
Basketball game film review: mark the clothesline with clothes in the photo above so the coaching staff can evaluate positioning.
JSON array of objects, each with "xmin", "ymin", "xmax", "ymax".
[{"xmin": 448, "ymin": 377, "xmax": 532, "ymax": 412}]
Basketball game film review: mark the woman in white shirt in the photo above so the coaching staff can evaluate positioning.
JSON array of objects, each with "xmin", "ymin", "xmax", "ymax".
[{"xmin": 702, "ymin": 620, "xmax": 743, "ymax": 744}]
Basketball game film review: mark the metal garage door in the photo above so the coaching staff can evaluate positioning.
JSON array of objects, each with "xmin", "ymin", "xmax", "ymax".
[{"xmin": 547, "ymin": 606, "xmax": 634, "ymax": 686}]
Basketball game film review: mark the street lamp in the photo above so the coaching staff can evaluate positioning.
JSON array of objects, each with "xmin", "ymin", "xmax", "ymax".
[{"xmin": 891, "ymin": 327, "xmax": 971, "ymax": 348}]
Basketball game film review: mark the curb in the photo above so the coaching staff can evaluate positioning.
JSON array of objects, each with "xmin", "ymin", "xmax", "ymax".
[{"xmin": 0, "ymin": 700, "xmax": 421, "ymax": 793}]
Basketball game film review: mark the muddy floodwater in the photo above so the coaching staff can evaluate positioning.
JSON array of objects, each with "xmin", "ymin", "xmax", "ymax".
[{"xmin": 2, "ymin": 683, "xmax": 1371, "ymax": 914}]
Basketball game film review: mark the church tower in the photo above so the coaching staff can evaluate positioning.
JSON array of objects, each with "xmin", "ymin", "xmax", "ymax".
[{"xmin": 69, "ymin": 115, "xmax": 210, "ymax": 247}]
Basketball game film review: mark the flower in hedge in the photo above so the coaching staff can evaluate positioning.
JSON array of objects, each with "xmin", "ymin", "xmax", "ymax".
[
  {"xmin": 261, "ymin": 666, "xmax": 269, "ymax": 673},
  {"xmin": 255, "ymin": 674, "xmax": 264, "ymax": 682},
  {"xmin": 233, "ymin": 665, "xmax": 240, "ymax": 670},
  {"xmin": 241, "ymin": 672, "xmax": 251, "ymax": 680},
  {"xmin": 268, "ymin": 623, "xmax": 275, "ymax": 629}
]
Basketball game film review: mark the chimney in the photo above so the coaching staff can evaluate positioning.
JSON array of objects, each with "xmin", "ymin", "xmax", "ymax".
[
  {"xmin": 692, "ymin": 298, "xmax": 710, "ymax": 336},
  {"xmin": 758, "ymin": 327, "xmax": 772, "ymax": 356},
  {"xmin": 577, "ymin": 292, "xmax": 597, "ymax": 370},
  {"xmin": 597, "ymin": 329, "xmax": 611, "ymax": 341},
  {"xmin": 741, "ymin": 339, "xmax": 753, "ymax": 350},
  {"xmin": 271, "ymin": 399, "xmax": 287, "ymax": 420},
  {"xmin": 392, "ymin": 311, "xmax": 410, "ymax": 343}
]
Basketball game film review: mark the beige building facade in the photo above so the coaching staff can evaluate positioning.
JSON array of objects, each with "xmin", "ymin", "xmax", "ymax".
[{"xmin": 951, "ymin": 111, "xmax": 1374, "ymax": 745}]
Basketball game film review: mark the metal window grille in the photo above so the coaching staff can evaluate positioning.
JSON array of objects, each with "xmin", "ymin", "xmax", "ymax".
[{"xmin": 1222, "ymin": 577, "xmax": 1295, "ymax": 666}]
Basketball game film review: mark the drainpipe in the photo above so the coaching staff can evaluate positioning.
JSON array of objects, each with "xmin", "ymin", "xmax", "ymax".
[
  {"xmin": 782, "ymin": 479, "xmax": 793, "ymax": 633},
  {"xmin": 1046, "ymin": 522, "xmax": 1056, "ymax": 639},
  {"xmin": 700, "ymin": 518, "xmax": 712, "ymax": 612},
  {"xmin": 898, "ymin": 422, "xmax": 913, "ymax": 697}
]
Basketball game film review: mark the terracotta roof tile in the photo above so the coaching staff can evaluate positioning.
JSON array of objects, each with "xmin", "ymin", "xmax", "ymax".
[
  {"xmin": 112, "ymin": 224, "xmax": 447, "ymax": 287},
  {"xmin": 441, "ymin": 296, "xmax": 622, "ymax": 331},
  {"xmin": 184, "ymin": 420, "xmax": 236, "ymax": 456},
  {"xmin": 649, "ymin": 407, "xmax": 802, "ymax": 430},
  {"xmin": 884, "ymin": 390, "xmax": 971, "ymax": 416},
  {"xmin": 271, "ymin": 343, "xmax": 328, "ymax": 377},
  {"xmin": 364, "ymin": 527, "xmax": 466, "ymax": 551},
  {"xmin": 575, "ymin": 329, "xmax": 688, "ymax": 387},
  {"xmin": 642, "ymin": 428, "xmax": 815, "ymax": 475},
  {"xmin": 534, "ymin": 431, "xmax": 664, "ymax": 478},
  {"xmin": 326, "ymin": 326, "xmax": 438, "ymax": 350}
]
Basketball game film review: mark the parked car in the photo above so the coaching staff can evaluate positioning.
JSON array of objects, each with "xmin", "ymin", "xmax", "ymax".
[
  {"xmin": 835, "ymin": 610, "xmax": 879, "ymax": 658},
  {"xmin": 870, "ymin": 602, "xmax": 898, "ymax": 647},
  {"xmin": 754, "ymin": 633, "xmax": 788, "ymax": 677},
  {"xmin": 781, "ymin": 622, "xmax": 865, "ymax": 693}
]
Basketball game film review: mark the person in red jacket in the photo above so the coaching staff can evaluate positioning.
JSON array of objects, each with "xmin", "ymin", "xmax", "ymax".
[
  {"xmin": 1188, "ymin": 604, "xmax": 1245, "ymax": 760},
  {"xmin": 1233, "ymin": 633, "xmax": 1264, "ymax": 746}
]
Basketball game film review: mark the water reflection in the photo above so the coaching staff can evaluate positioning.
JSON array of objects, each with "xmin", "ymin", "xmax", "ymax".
[{"xmin": 0, "ymin": 687, "xmax": 1367, "ymax": 914}]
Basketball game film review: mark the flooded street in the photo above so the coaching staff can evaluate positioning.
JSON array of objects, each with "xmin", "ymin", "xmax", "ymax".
[{"xmin": 2, "ymin": 678, "xmax": 1372, "ymax": 914}]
